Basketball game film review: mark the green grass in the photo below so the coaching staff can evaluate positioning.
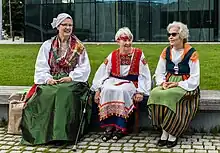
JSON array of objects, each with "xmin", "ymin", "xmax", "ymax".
[{"xmin": 0, "ymin": 44, "xmax": 219, "ymax": 90}]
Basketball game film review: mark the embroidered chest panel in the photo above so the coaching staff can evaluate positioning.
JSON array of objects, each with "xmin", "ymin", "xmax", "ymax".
[{"xmin": 120, "ymin": 54, "xmax": 132, "ymax": 65}]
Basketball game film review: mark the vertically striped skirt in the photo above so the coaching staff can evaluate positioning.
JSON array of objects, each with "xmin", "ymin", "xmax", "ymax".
[{"xmin": 148, "ymin": 88, "xmax": 200, "ymax": 137}]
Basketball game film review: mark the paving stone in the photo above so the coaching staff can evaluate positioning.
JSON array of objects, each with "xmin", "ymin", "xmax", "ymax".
[
  {"xmin": 90, "ymin": 134, "xmax": 100, "ymax": 138},
  {"xmin": 22, "ymin": 151, "xmax": 33, "ymax": 153},
  {"xmin": 204, "ymin": 145, "xmax": 215, "ymax": 150},
  {"xmin": 23, "ymin": 147, "xmax": 36, "ymax": 151},
  {"xmin": 78, "ymin": 145, "xmax": 88, "ymax": 149},
  {"xmin": 36, "ymin": 148, "xmax": 47, "ymax": 151},
  {"xmin": 123, "ymin": 136, "xmax": 131, "ymax": 139},
  {"xmin": 0, "ymin": 141, "xmax": 7, "ymax": 144},
  {"xmin": 181, "ymin": 145, "xmax": 191, "ymax": 149},
  {"xmin": 84, "ymin": 150, "xmax": 97, "ymax": 153},
  {"xmin": 147, "ymin": 148, "xmax": 159, "ymax": 152},
  {"xmin": 138, "ymin": 140, "xmax": 149, "ymax": 143},
  {"xmin": 48, "ymin": 148, "xmax": 59, "ymax": 152},
  {"xmin": 99, "ymin": 147, "xmax": 109, "ymax": 150},
  {"xmin": 203, "ymin": 136, "xmax": 214, "ymax": 139},
  {"xmin": 172, "ymin": 145, "xmax": 181, "ymax": 149},
  {"xmin": 134, "ymin": 143, "xmax": 145, "ymax": 147},
  {"xmin": 83, "ymin": 138, "xmax": 95, "ymax": 141},
  {"xmin": 9, "ymin": 151, "xmax": 22, "ymax": 153},
  {"xmin": 123, "ymin": 143, "xmax": 134, "ymax": 147},
  {"xmin": 204, "ymin": 142, "xmax": 213, "ymax": 146},
  {"xmin": 149, "ymin": 140, "xmax": 158, "ymax": 144},
  {"xmin": 134, "ymin": 147, "xmax": 146, "ymax": 152},
  {"xmin": 0, "ymin": 145, "xmax": 12, "ymax": 150},
  {"xmin": 100, "ymin": 142, "xmax": 111, "ymax": 147},
  {"xmin": 195, "ymin": 150, "xmax": 207, "ymax": 153},
  {"xmin": 146, "ymin": 143, "xmax": 156, "ymax": 148},
  {"xmin": 4, "ymin": 137, "xmax": 15, "ymax": 141},
  {"xmin": 109, "ymin": 147, "xmax": 121, "ymax": 151},
  {"xmin": 122, "ymin": 147, "xmax": 134, "ymax": 151},
  {"xmin": 132, "ymin": 136, "xmax": 144, "ymax": 140},
  {"xmin": 213, "ymin": 143, "xmax": 220, "ymax": 146},
  {"xmin": 0, "ymin": 150, "xmax": 8, "ymax": 153},
  {"xmin": 7, "ymin": 141, "xmax": 16, "ymax": 145},
  {"xmin": 10, "ymin": 146, "xmax": 24, "ymax": 150},
  {"xmin": 109, "ymin": 151, "xmax": 123, "ymax": 153},
  {"xmin": 184, "ymin": 149, "xmax": 195, "ymax": 153},
  {"xmin": 210, "ymin": 139, "xmax": 220, "ymax": 143},
  {"xmin": 98, "ymin": 150, "xmax": 109, "ymax": 153},
  {"xmin": 193, "ymin": 145, "xmax": 204, "ymax": 149},
  {"xmin": 111, "ymin": 143, "xmax": 122, "ymax": 147},
  {"xmin": 88, "ymin": 146, "xmax": 98, "ymax": 150},
  {"xmin": 193, "ymin": 142, "xmax": 203, "ymax": 145},
  {"xmin": 116, "ymin": 139, "xmax": 127, "ymax": 143},
  {"xmin": 145, "ymin": 136, "xmax": 156, "ymax": 140},
  {"xmin": 199, "ymin": 139, "xmax": 210, "ymax": 142},
  {"xmin": 172, "ymin": 149, "xmax": 184, "ymax": 153},
  {"xmin": 89, "ymin": 142, "xmax": 99, "ymax": 146},
  {"xmin": 207, "ymin": 151, "xmax": 218, "ymax": 153},
  {"xmin": 160, "ymin": 148, "xmax": 172, "ymax": 152},
  {"xmin": 78, "ymin": 141, "xmax": 89, "ymax": 145},
  {"xmin": 181, "ymin": 141, "xmax": 192, "ymax": 145}
]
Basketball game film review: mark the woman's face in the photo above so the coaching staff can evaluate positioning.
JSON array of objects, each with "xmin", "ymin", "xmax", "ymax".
[
  {"xmin": 57, "ymin": 18, "xmax": 73, "ymax": 37},
  {"xmin": 117, "ymin": 34, "xmax": 132, "ymax": 52},
  {"xmin": 168, "ymin": 26, "xmax": 183, "ymax": 47}
]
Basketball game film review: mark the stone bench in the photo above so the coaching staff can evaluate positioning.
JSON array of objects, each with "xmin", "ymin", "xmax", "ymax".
[{"xmin": 0, "ymin": 86, "xmax": 220, "ymax": 132}]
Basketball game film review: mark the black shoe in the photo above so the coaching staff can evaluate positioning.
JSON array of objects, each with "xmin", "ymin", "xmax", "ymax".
[
  {"xmin": 167, "ymin": 139, "xmax": 178, "ymax": 148},
  {"xmin": 157, "ymin": 139, "xmax": 167, "ymax": 147},
  {"xmin": 112, "ymin": 130, "xmax": 125, "ymax": 141}
]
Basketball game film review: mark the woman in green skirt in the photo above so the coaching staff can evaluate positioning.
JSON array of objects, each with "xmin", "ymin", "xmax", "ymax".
[
  {"xmin": 20, "ymin": 13, "xmax": 91, "ymax": 145},
  {"xmin": 148, "ymin": 21, "xmax": 200, "ymax": 148}
]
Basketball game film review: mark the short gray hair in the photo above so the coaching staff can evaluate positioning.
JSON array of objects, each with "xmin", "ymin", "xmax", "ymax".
[
  {"xmin": 167, "ymin": 21, "xmax": 189, "ymax": 41},
  {"xmin": 115, "ymin": 27, "xmax": 133, "ymax": 41}
]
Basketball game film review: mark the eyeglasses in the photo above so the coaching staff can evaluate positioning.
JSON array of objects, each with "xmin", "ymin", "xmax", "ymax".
[
  {"xmin": 167, "ymin": 33, "xmax": 179, "ymax": 37},
  {"xmin": 60, "ymin": 23, "xmax": 73, "ymax": 27},
  {"xmin": 118, "ymin": 35, "xmax": 131, "ymax": 41}
]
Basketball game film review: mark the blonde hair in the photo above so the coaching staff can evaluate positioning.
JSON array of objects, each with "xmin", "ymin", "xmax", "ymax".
[
  {"xmin": 115, "ymin": 27, "xmax": 133, "ymax": 41},
  {"xmin": 167, "ymin": 21, "xmax": 189, "ymax": 42}
]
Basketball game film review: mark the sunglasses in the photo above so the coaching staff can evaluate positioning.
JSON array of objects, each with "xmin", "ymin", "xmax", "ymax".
[
  {"xmin": 60, "ymin": 23, "xmax": 73, "ymax": 27},
  {"xmin": 118, "ymin": 35, "xmax": 131, "ymax": 41},
  {"xmin": 167, "ymin": 33, "xmax": 179, "ymax": 37}
]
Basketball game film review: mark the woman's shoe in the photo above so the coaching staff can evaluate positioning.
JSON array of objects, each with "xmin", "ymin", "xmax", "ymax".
[
  {"xmin": 112, "ymin": 130, "xmax": 124, "ymax": 141},
  {"xmin": 167, "ymin": 139, "xmax": 178, "ymax": 148},
  {"xmin": 157, "ymin": 139, "xmax": 167, "ymax": 147},
  {"xmin": 101, "ymin": 130, "xmax": 113, "ymax": 142}
]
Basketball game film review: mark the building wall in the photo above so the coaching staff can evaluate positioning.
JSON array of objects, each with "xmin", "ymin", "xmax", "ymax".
[{"xmin": 24, "ymin": 0, "xmax": 218, "ymax": 42}]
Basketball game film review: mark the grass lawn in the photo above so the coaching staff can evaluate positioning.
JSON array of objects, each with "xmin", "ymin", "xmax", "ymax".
[{"xmin": 0, "ymin": 44, "xmax": 219, "ymax": 90}]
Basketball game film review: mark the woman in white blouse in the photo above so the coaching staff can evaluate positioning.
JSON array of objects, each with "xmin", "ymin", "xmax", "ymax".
[
  {"xmin": 148, "ymin": 21, "xmax": 200, "ymax": 148},
  {"xmin": 20, "ymin": 13, "xmax": 91, "ymax": 145},
  {"xmin": 91, "ymin": 27, "xmax": 151, "ymax": 141}
]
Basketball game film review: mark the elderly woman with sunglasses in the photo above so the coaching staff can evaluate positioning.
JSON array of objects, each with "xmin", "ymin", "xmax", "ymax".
[
  {"xmin": 147, "ymin": 21, "xmax": 200, "ymax": 148},
  {"xmin": 91, "ymin": 27, "xmax": 151, "ymax": 141},
  {"xmin": 20, "ymin": 13, "xmax": 91, "ymax": 145}
]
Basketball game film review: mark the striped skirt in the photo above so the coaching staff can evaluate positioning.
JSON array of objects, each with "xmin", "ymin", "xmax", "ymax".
[{"xmin": 148, "ymin": 88, "xmax": 200, "ymax": 137}]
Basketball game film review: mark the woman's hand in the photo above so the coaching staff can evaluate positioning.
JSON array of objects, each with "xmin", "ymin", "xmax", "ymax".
[
  {"xmin": 133, "ymin": 93, "xmax": 144, "ymax": 102},
  {"xmin": 47, "ymin": 78, "xmax": 58, "ymax": 85},
  {"xmin": 94, "ymin": 91, "xmax": 101, "ymax": 104},
  {"xmin": 167, "ymin": 82, "xmax": 178, "ymax": 89},
  {"xmin": 58, "ymin": 77, "xmax": 72, "ymax": 83},
  {"xmin": 161, "ymin": 82, "xmax": 178, "ymax": 89}
]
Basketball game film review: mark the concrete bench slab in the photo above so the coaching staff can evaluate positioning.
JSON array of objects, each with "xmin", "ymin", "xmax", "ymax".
[{"xmin": 1, "ymin": 86, "xmax": 220, "ymax": 132}]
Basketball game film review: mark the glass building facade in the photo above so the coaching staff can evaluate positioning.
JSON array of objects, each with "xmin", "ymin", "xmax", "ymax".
[{"xmin": 24, "ymin": 0, "xmax": 219, "ymax": 42}]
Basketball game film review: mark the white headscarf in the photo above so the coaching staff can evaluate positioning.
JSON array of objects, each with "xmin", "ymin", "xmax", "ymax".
[{"xmin": 51, "ymin": 13, "xmax": 72, "ymax": 29}]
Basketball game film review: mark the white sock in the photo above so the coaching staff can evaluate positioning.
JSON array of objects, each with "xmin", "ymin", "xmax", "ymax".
[
  {"xmin": 168, "ymin": 134, "xmax": 176, "ymax": 142},
  {"xmin": 160, "ymin": 130, "xmax": 168, "ymax": 140}
]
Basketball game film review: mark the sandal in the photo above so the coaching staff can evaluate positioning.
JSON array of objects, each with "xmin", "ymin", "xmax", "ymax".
[{"xmin": 112, "ymin": 130, "xmax": 124, "ymax": 141}]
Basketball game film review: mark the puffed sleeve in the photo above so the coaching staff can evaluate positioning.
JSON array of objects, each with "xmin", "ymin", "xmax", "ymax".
[
  {"xmin": 91, "ymin": 53, "xmax": 112, "ymax": 91},
  {"xmin": 137, "ymin": 53, "xmax": 151, "ymax": 96},
  {"xmin": 68, "ymin": 48, "xmax": 91, "ymax": 82},
  {"xmin": 34, "ymin": 40, "xmax": 53, "ymax": 84}
]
